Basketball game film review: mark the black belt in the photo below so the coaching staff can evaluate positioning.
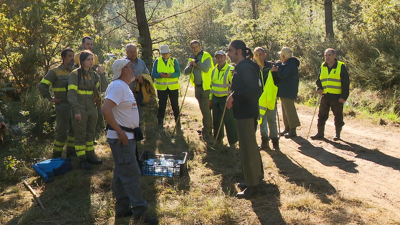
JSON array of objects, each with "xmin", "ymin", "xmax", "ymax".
[{"xmin": 106, "ymin": 124, "xmax": 135, "ymax": 133}]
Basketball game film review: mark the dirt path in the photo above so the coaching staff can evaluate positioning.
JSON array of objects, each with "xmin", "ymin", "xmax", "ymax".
[
  {"xmin": 182, "ymin": 86, "xmax": 400, "ymax": 216},
  {"xmin": 277, "ymin": 104, "xmax": 400, "ymax": 215}
]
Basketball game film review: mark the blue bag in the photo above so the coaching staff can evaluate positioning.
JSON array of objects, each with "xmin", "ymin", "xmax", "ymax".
[{"xmin": 33, "ymin": 158, "xmax": 72, "ymax": 182}]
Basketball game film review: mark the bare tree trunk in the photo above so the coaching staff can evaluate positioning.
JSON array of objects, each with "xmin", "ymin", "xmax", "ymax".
[
  {"xmin": 324, "ymin": 0, "xmax": 334, "ymax": 38},
  {"xmin": 251, "ymin": 0, "xmax": 258, "ymax": 20},
  {"xmin": 133, "ymin": 0, "xmax": 153, "ymax": 71}
]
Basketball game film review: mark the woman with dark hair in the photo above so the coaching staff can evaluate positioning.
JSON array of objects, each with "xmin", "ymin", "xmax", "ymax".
[
  {"xmin": 68, "ymin": 50, "xmax": 108, "ymax": 170},
  {"xmin": 226, "ymin": 40, "xmax": 264, "ymax": 198}
]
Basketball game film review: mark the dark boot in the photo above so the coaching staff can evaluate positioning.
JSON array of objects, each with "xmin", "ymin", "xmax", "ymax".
[
  {"xmin": 80, "ymin": 160, "xmax": 92, "ymax": 170},
  {"xmin": 271, "ymin": 138, "xmax": 280, "ymax": 151},
  {"xmin": 279, "ymin": 127, "xmax": 289, "ymax": 136},
  {"xmin": 133, "ymin": 212, "xmax": 159, "ymax": 225},
  {"xmin": 236, "ymin": 185, "xmax": 259, "ymax": 199},
  {"xmin": 87, "ymin": 156, "xmax": 103, "ymax": 165},
  {"xmin": 52, "ymin": 151, "xmax": 62, "ymax": 159},
  {"xmin": 310, "ymin": 126, "xmax": 325, "ymax": 140},
  {"xmin": 66, "ymin": 148, "xmax": 77, "ymax": 158},
  {"xmin": 157, "ymin": 118, "xmax": 164, "ymax": 131},
  {"xmin": 284, "ymin": 128, "xmax": 297, "ymax": 138},
  {"xmin": 258, "ymin": 137, "xmax": 271, "ymax": 150},
  {"xmin": 236, "ymin": 182, "xmax": 247, "ymax": 191},
  {"xmin": 333, "ymin": 127, "xmax": 342, "ymax": 141}
]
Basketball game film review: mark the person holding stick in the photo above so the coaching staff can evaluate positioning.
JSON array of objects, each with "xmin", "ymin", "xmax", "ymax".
[
  {"xmin": 209, "ymin": 50, "xmax": 238, "ymax": 149},
  {"xmin": 226, "ymin": 40, "xmax": 264, "ymax": 198}
]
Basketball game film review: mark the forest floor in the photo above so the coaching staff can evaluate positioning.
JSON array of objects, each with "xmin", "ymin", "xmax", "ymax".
[{"xmin": 1, "ymin": 84, "xmax": 400, "ymax": 224}]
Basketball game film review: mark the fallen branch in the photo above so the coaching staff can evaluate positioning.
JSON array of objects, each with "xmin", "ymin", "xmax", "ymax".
[{"xmin": 22, "ymin": 180, "xmax": 45, "ymax": 210}]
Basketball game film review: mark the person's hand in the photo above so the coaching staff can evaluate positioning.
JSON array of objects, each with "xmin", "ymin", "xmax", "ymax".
[
  {"xmin": 226, "ymin": 93, "xmax": 234, "ymax": 109},
  {"xmin": 317, "ymin": 89, "xmax": 323, "ymax": 95},
  {"xmin": 271, "ymin": 64, "xmax": 278, "ymax": 72},
  {"xmin": 97, "ymin": 65, "xmax": 104, "ymax": 74},
  {"xmin": 338, "ymin": 98, "xmax": 346, "ymax": 103},
  {"xmin": 136, "ymin": 74, "xmax": 144, "ymax": 83},
  {"xmin": 118, "ymin": 131, "xmax": 128, "ymax": 145},
  {"xmin": 75, "ymin": 113, "xmax": 81, "ymax": 122},
  {"xmin": 51, "ymin": 97, "xmax": 62, "ymax": 105},
  {"xmin": 276, "ymin": 60, "xmax": 282, "ymax": 64},
  {"xmin": 0, "ymin": 122, "xmax": 7, "ymax": 131},
  {"xmin": 209, "ymin": 100, "xmax": 212, "ymax": 110}
]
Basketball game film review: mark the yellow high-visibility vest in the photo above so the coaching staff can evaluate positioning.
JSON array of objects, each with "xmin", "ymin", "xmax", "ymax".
[
  {"xmin": 209, "ymin": 63, "xmax": 234, "ymax": 100},
  {"xmin": 154, "ymin": 57, "xmax": 180, "ymax": 91},
  {"xmin": 188, "ymin": 51, "xmax": 214, "ymax": 90},
  {"xmin": 258, "ymin": 70, "xmax": 278, "ymax": 124},
  {"xmin": 320, "ymin": 61, "xmax": 344, "ymax": 95}
]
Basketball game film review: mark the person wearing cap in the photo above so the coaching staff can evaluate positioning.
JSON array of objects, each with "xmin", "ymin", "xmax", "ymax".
[
  {"xmin": 125, "ymin": 44, "xmax": 153, "ymax": 123},
  {"xmin": 39, "ymin": 48, "xmax": 76, "ymax": 158},
  {"xmin": 101, "ymin": 59, "xmax": 158, "ymax": 224},
  {"xmin": 276, "ymin": 47, "xmax": 301, "ymax": 138},
  {"xmin": 0, "ymin": 110, "xmax": 7, "ymax": 145},
  {"xmin": 254, "ymin": 47, "xmax": 280, "ymax": 151},
  {"xmin": 68, "ymin": 50, "xmax": 108, "ymax": 170},
  {"xmin": 151, "ymin": 45, "xmax": 181, "ymax": 130},
  {"xmin": 209, "ymin": 50, "xmax": 238, "ymax": 148},
  {"xmin": 184, "ymin": 40, "xmax": 214, "ymax": 140},
  {"xmin": 311, "ymin": 48, "xmax": 349, "ymax": 141}
]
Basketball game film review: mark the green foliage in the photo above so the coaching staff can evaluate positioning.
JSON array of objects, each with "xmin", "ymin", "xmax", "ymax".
[{"xmin": 1, "ymin": 155, "xmax": 26, "ymax": 182}]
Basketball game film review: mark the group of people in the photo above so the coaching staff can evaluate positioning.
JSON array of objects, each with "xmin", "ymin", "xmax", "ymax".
[{"xmin": 0, "ymin": 35, "xmax": 348, "ymax": 223}]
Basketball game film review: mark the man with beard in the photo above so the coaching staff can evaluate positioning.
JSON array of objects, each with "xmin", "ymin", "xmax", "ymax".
[{"xmin": 39, "ymin": 48, "xmax": 76, "ymax": 158}]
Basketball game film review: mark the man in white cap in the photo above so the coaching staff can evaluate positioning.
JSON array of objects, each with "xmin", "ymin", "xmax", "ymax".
[
  {"xmin": 101, "ymin": 59, "xmax": 158, "ymax": 224},
  {"xmin": 151, "ymin": 45, "xmax": 181, "ymax": 130},
  {"xmin": 209, "ymin": 50, "xmax": 238, "ymax": 148}
]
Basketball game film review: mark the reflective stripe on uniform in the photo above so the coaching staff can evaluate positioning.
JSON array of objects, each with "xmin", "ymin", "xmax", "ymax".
[
  {"xmin": 53, "ymin": 87, "xmax": 67, "ymax": 92},
  {"xmin": 211, "ymin": 90, "xmax": 230, "ymax": 95},
  {"xmin": 77, "ymin": 90, "xmax": 93, "ymax": 95},
  {"xmin": 67, "ymin": 136, "xmax": 75, "ymax": 141},
  {"xmin": 41, "ymin": 78, "xmax": 52, "ymax": 86},
  {"xmin": 68, "ymin": 84, "xmax": 78, "ymax": 90}
]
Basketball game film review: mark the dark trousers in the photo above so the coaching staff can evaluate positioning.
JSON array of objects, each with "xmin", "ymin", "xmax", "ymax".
[
  {"xmin": 317, "ymin": 96, "xmax": 344, "ymax": 128},
  {"xmin": 157, "ymin": 89, "xmax": 179, "ymax": 120}
]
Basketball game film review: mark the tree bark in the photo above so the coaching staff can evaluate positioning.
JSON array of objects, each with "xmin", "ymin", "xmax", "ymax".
[
  {"xmin": 133, "ymin": 0, "xmax": 153, "ymax": 71},
  {"xmin": 251, "ymin": 0, "xmax": 258, "ymax": 20},
  {"xmin": 324, "ymin": 0, "xmax": 334, "ymax": 38}
]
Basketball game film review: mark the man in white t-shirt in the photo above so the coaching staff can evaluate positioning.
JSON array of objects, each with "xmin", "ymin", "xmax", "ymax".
[{"xmin": 101, "ymin": 59, "xmax": 158, "ymax": 224}]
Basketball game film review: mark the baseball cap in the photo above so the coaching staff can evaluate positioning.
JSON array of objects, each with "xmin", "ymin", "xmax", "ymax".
[
  {"xmin": 214, "ymin": 50, "xmax": 226, "ymax": 56},
  {"xmin": 160, "ymin": 45, "xmax": 170, "ymax": 54},
  {"xmin": 112, "ymin": 59, "xmax": 131, "ymax": 81}
]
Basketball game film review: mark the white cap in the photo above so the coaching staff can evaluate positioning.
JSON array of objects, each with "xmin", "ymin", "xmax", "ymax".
[
  {"xmin": 214, "ymin": 50, "xmax": 226, "ymax": 56},
  {"xmin": 112, "ymin": 59, "xmax": 131, "ymax": 81},
  {"xmin": 160, "ymin": 45, "xmax": 170, "ymax": 54}
]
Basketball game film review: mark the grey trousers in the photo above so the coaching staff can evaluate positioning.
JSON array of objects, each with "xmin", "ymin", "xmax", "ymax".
[
  {"xmin": 237, "ymin": 118, "xmax": 264, "ymax": 186},
  {"xmin": 280, "ymin": 97, "xmax": 301, "ymax": 130},
  {"xmin": 107, "ymin": 138, "xmax": 147, "ymax": 216},
  {"xmin": 195, "ymin": 86, "xmax": 212, "ymax": 136},
  {"xmin": 260, "ymin": 103, "xmax": 279, "ymax": 140}
]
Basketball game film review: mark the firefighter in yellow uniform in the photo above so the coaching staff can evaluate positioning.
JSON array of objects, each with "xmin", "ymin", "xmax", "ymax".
[
  {"xmin": 39, "ymin": 48, "xmax": 76, "ymax": 158},
  {"xmin": 151, "ymin": 45, "xmax": 181, "ymax": 130},
  {"xmin": 209, "ymin": 50, "xmax": 238, "ymax": 148},
  {"xmin": 68, "ymin": 50, "xmax": 108, "ymax": 170}
]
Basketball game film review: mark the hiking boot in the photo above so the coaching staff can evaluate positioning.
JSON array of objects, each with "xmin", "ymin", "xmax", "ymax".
[
  {"xmin": 80, "ymin": 160, "xmax": 92, "ymax": 170},
  {"xmin": 284, "ymin": 128, "xmax": 297, "ymax": 138},
  {"xmin": 236, "ymin": 182, "xmax": 247, "ymax": 191},
  {"xmin": 271, "ymin": 138, "xmax": 280, "ymax": 151},
  {"xmin": 310, "ymin": 126, "xmax": 325, "ymax": 140},
  {"xmin": 333, "ymin": 127, "xmax": 342, "ymax": 141},
  {"xmin": 236, "ymin": 185, "xmax": 258, "ymax": 199},
  {"xmin": 259, "ymin": 137, "xmax": 271, "ymax": 150},
  {"xmin": 279, "ymin": 128, "xmax": 289, "ymax": 136},
  {"xmin": 87, "ymin": 156, "xmax": 103, "ymax": 165},
  {"xmin": 134, "ymin": 213, "xmax": 159, "ymax": 225},
  {"xmin": 52, "ymin": 151, "xmax": 62, "ymax": 159}
]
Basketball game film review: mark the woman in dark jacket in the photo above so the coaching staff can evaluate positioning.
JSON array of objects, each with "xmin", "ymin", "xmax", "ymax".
[{"xmin": 276, "ymin": 47, "xmax": 301, "ymax": 138}]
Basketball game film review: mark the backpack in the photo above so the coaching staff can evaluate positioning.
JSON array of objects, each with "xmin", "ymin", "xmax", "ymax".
[{"xmin": 33, "ymin": 158, "xmax": 72, "ymax": 182}]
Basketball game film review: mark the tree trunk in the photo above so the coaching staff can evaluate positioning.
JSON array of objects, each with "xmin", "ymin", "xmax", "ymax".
[
  {"xmin": 251, "ymin": 0, "xmax": 258, "ymax": 20},
  {"xmin": 133, "ymin": 0, "xmax": 153, "ymax": 71},
  {"xmin": 324, "ymin": 0, "xmax": 334, "ymax": 38}
]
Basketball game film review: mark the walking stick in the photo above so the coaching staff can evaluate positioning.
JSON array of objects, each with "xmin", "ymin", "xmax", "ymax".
[
  {"xmin": 213, "ymin": 103, "xmax": 227, "ymax": 148},
  {"xmin": 307, "ymin": 94, "xmax": 322, "ymax": 139},
  {"xmin": 276, "ymin": 101, "xmax": 281, "ymax": 135},
  {"xmin": 172, "ymin": 78, "xmax": 191, "ymax": 137}
]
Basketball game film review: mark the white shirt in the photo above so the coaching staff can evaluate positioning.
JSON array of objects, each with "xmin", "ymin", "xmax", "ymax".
[{"xmin": 105, "ymin": 79, "xmax": 139, "ymax": 139}]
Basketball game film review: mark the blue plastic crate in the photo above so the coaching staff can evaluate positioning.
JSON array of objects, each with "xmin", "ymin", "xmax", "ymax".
[{"xmin": 139, "ymin": 151, "xmax": 188, "ymax": 177}]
